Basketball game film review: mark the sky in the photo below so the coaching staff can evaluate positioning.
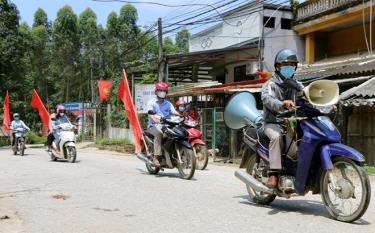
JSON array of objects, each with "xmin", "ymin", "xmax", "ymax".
[{"xmin": 11, "ymin": 0, "xmax": 214, "ymax": 31}]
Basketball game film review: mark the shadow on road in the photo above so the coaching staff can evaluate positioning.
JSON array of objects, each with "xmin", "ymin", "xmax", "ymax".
[
  {"xmin": 136, "ymin": 168, "xmax": 197, "ymax": 181},
  {"xmin": 233, "ymin": 195, "xmax": 371, "ymax": 225}
]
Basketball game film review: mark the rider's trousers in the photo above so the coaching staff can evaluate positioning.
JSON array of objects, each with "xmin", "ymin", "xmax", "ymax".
[
  {"xmin": 146, "ymin": 126, "xmax": 163, "ymax": 156},
  {"xmin": 264, "ymin": 123, "xmax": 282, "ymax": 170}
]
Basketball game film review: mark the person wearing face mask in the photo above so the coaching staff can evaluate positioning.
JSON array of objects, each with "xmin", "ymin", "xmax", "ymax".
[
  {"xmin": 261, "ymin": 49, "xmax": 304, "ymax": 188},
  {"xmin": 176, "ymin": 100, "xmax": 194, "ymax": 121},
  {"xmin": 146, "ymin": 81, "xmax": 178, "ymax": 167},
  {"xmin": 52, "ymin": 105, "xmax": 71, "ymax": 151},
  {"xmin": 10, "ymin": 113, "xmax": 30, "ymax": 146}
]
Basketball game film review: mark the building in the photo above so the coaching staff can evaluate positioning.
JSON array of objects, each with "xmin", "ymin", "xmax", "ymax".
[
  {"xmin": 165, "ymin": 1, "xmax": 304, "ymax": 160},
  {"xmin": 294, "ymin": 0, "xmax": 375, "ymax": 164}
]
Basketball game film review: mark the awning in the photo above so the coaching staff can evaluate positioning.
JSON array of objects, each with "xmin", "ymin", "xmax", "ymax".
[
  {"xmin": 168, "ymin": 79, "xmax": 266, "ymax": 97},
  {"xmin": 340, "ymin": 77, "xmax": 375, "ymax": 106},
  {"xmin": 295, "ymin": 54, "xmax": 375, "ymax": 81}
]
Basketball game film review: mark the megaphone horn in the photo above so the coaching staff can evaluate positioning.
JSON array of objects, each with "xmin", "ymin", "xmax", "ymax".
[
  {"xmin": 224, "ymin": 92, "xmax": 262, "ymax": 130},
  {"xmin": 304, "ymin": 80, "xmax": 340, "ymax": 106}
]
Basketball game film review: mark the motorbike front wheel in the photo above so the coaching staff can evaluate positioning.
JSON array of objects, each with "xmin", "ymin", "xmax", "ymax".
[
  {"xmin": 195, "ymin": 144, "xmax": 208, "ymax": 170},
  {"xmin": 19, "ymin": 141, "xmax": 25, "ymax": 156},
  {"xmin": 320, "ymin": 156, "xmax": 371, "ymax": 222},
  {"xmin": 177, "ymin": 147, "xmax": 196, "ymax": 180},
  {"xmin": 66, "ymin": 146, "xmax": 77, "ymax": 163}
]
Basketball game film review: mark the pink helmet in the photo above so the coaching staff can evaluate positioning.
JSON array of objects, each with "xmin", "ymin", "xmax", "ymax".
[
  {"xmin": 155, "ymin": 81, "xmax": 168, "ymax": 91},
  {"xmin": 56, "ymin": 105, "xmax": 66, "ymax": 114},
  {"xmin": 176, "ymin": 100, "xmax": 186, "ymax": 107}
]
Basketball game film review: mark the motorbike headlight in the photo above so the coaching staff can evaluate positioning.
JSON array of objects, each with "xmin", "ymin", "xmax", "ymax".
[{"xmin": 314, "ymin": 105, "xmax": 334, "ymax": 114}]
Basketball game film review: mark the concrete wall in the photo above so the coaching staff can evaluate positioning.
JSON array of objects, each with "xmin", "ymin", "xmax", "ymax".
[
  {"xmin": 263, "ymin": 8, "xmax": 305, "ymax": 72},
  {"xmin": 189, "ymin": 4, "xmax": 262, "ymax": 52},
  {"xmin": 107, "ymin": 127, "xmax": 135, "ymax": 143}
]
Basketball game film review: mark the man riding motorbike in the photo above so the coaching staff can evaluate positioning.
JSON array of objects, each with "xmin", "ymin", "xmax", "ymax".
[
  {"xmin": 10, "ymin": 113, "xmax": 30, "ymax": 146},
  {"xmin": 146, "ymin": 81, "xmax": 178, "ymax": 167},
  {"xmin": 52, "ymin": 105, "xmax": 71, "ymax": 151},
  {"xmin": 261, "ymin": 49, "xmax": 304, "ymax": 188}
]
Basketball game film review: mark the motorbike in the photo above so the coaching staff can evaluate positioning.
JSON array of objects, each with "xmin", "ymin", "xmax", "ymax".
[
  {"xmin": 137, "ymin": 116, "xmax": 196, "ymax": 180},
  {"xmin": 12, "ymin": 128, "xmax": 27, "ymax": 156},
  {"xmin": 49, "ymin": 123, "xmax": 77, "ymax": 163},
  {"xmin": 224, "ymin": 80, "xmax": 371, "ymax": 223},
  {"xmin": 183, "ymin": 120, "xmax": 209, "ymax": 170}
]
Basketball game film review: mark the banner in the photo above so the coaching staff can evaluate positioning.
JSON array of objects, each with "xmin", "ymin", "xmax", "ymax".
[
  {"xmin": 118, "ymin": 68, "xmax": 143, "ymax": 153},
  {"xmin": 134, "ymin": 84, "xmax": 154, "ymax": 113},
  {"xmin": 97, "ymin": 80, "xmax": 112, "ymax": 102},
  {"xmin": 3, "ymin": 91, "xmax": 11, "ymax": 133},
  {"xmin": 31, "ymin": 89, "xmax": 50, "ymax": 135}
]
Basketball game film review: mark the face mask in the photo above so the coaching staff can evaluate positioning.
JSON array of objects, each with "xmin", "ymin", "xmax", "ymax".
[
  {"xmin": 59, "ymin": 113, "xmax": 65, "ymax": 117},
  {"xmin": 156, "ymin": 91, "xmax": 167, "ymax": 98},
  {"xmin": 14, "ymin": 117, "xmax": 20, "ymax": 121},
  {"xmin": 279, "ymin": 66, "xmax": 296, "ymax": 79},
  {"xmin": 178, "ymin": 106, "xmax": 186, "ymax": 112}
]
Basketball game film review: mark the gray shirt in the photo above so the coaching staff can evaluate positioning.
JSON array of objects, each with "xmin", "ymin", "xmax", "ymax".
[{"xmin": 261, "ymin": 73, "xmax": 303, "ymax": 123}]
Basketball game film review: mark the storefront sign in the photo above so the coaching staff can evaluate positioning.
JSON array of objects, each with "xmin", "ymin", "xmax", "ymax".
[{"xmin": 135, "ymin": 84, "xmax": 154, "ymax": 114}]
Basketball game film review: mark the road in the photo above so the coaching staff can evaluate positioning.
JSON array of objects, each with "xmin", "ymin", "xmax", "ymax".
[{"xmin": 0, "ymin": 146, "xmax": 374, "ymax": 233}]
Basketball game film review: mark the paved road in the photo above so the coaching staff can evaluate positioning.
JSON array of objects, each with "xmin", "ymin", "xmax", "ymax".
[{"xmin": 0, "ymin": 146, "xmax": 374, "ymax": 233}]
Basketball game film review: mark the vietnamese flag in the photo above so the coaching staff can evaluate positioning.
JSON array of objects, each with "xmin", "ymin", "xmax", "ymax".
[
  {"xmin": 31, "ymin": 89, "xmax": 50, "ymax": 135},
  {"xmin": 98, "ymin": 80, "xmax": 112, "ymax": 102},
  {"xmin": 3, "ymin": 91, "xmax": 11, "ymax": 133},
  {"xmin": 118, "ymin": 68, "xmax": 143, "ymax": 152}
]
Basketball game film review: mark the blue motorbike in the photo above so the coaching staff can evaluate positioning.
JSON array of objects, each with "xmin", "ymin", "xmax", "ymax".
[{"xmin": 224, "ymin": 80, "xmax": 371, "ymax": 223}]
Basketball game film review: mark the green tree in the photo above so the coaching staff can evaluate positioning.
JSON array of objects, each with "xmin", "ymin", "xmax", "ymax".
[
  {"xmin": 164, "ymin": 37, "xmax": 178, "ymax": 54},
  {"xmin": 52, "ymin": 5, "xmax": 80, "ymax": 102},
  {"xmin": 31, "ymin": 8, "xmax": 52, "ymax": 108},
  {"xmin": 175, "ymin": 28, "xmax": 190, "ymax": 53},
  {"xmin": 0, "ymin": 0, "xmax": 23, "ymax": 94},
  {"xmin": 78, "ymin": 8, "xmax": 99, "ymax": 101}
]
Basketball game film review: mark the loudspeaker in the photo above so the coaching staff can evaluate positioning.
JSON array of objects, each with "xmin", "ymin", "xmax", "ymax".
[
  {"xmin": 224, "ymin": 92, "xmax": 262, "ymax": 130},
  {"xmin": 304, "ymin": 80, "xmax": 339, "ymax": 106}
]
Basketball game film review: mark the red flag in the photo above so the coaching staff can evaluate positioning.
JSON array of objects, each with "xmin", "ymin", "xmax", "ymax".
[
  {"xmin": 118, "ymin": 68, "xmax": 143, "ymax": 152},
  {"xmin": 3, "ymin": 91, "xmax": 11, "ymax": 133},
  {"xmin": 97, "ymin": 80, "xmax": 112, "ymax": 102},
  {"xmin": 256, "ymin": 71, "xmax": 272, "ymax": 79},
  {"xmin": 31, "ymin": 89, "xmax": 50, "ymax": 135}
]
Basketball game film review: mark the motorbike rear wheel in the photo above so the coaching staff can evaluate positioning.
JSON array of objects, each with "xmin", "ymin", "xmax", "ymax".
[
  {"xmin": 320, "ymin": 156, "xmax": 371, "ymax": 222},
  {"xmin": 177, "ymin": 147, "xmax": 196, "ymax": 180},
  {"xmin": 246, "ymin": 155, "xmax": 276, "ymax": 205},
  {"xmin": 195, "ymin": 144, "xmax": 208, "ymax": 170},
  {"xmin": 66, "ymin": 146, "xmax": 77, "ymax": 163}
]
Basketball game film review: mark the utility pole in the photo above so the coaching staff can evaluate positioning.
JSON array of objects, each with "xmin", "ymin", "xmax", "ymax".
[
  {"xmin": 157, "ymin": 18, "xmax": 165, "ymax": 82},
  {"xmin": 90, "ymin": 58, "xmax": 97, "ymax": 141}
]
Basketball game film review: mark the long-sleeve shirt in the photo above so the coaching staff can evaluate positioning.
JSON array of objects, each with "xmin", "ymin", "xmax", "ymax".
[
  {"xmin": 10, "ymin": 120, "xmax": 30, "ymax": 132},
  {"xmin": 261, "ymin": 73, "xmax": 303, "ymax": 123}
]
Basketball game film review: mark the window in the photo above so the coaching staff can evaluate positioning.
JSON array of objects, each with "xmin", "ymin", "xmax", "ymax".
[
  {"xmin": 234, "ymin": 65, "xmax": 247, "ymax": 82},
  {"xmin": 281, "ymin": 18, "xmax": 292, "ymax": 30},
  {"xmin": 263, "ymin": 16, "xmax": 275, "ymax": 28}
]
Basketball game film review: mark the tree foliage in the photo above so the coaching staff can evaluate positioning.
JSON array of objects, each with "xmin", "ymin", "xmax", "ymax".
[{"xmin": 0, "ymin": 1, "xmax": 190, "ymax": 129}]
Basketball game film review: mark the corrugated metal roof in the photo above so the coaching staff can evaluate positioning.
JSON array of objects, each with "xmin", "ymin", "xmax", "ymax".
[
  {"xmin": 295, "ymin": 55, "xmax": 375, "ymax": 80},
  {"xmin": 341, "ymin": 98, "xmax": 375, "ymax": 107},
  {"xmin": 341, "ymin": 77, "xmax": 375, "ymax": 99}
]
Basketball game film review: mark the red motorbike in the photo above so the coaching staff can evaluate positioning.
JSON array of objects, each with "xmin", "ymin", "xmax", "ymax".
[{"xmin": 183, "ymin": 120, "xmax": 209, "ymax": 170}]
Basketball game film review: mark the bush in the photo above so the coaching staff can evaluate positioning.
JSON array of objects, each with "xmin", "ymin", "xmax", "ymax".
[
  {"xmin": 95, "ymin": 137, "xmax": 132, "ymax": 146},
  {"xmin": 0, "ymin": 137, "xmax": 9, "ymax": 147},
  {"xmin": 25, "ymin": 132, "xmax": 47, "ymax": 144}
]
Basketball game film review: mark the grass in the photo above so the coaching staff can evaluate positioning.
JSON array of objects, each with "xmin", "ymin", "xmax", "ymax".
[
  {"xmin": 25, "ymin": 132, "xmax": 47, "ymax": 144},
  {"xmin": 365, "ymin": 166, "xmax": 375, "ymax": 175},
  {"xmin": 0, "ymin": 137, "xmax": 9, "ymax": 147},
  {"xmin": 95, "ymin": 137, "xmax": 132, "ymax": 146}
]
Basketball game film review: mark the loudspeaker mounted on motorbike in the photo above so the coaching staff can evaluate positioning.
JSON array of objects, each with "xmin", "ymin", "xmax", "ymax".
[
  {"xmin": 303, "ymin": 80, "xmax": 339, "ymax": 106},
  {"xmin": 224, "ymin": 80, "xmax": 340, "ymax": 129}
]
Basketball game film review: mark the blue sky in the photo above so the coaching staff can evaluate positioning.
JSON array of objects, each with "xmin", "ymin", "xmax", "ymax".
[{"xmin": 12, "ymin": 0, "xmax": 213, "ymax": 30}]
